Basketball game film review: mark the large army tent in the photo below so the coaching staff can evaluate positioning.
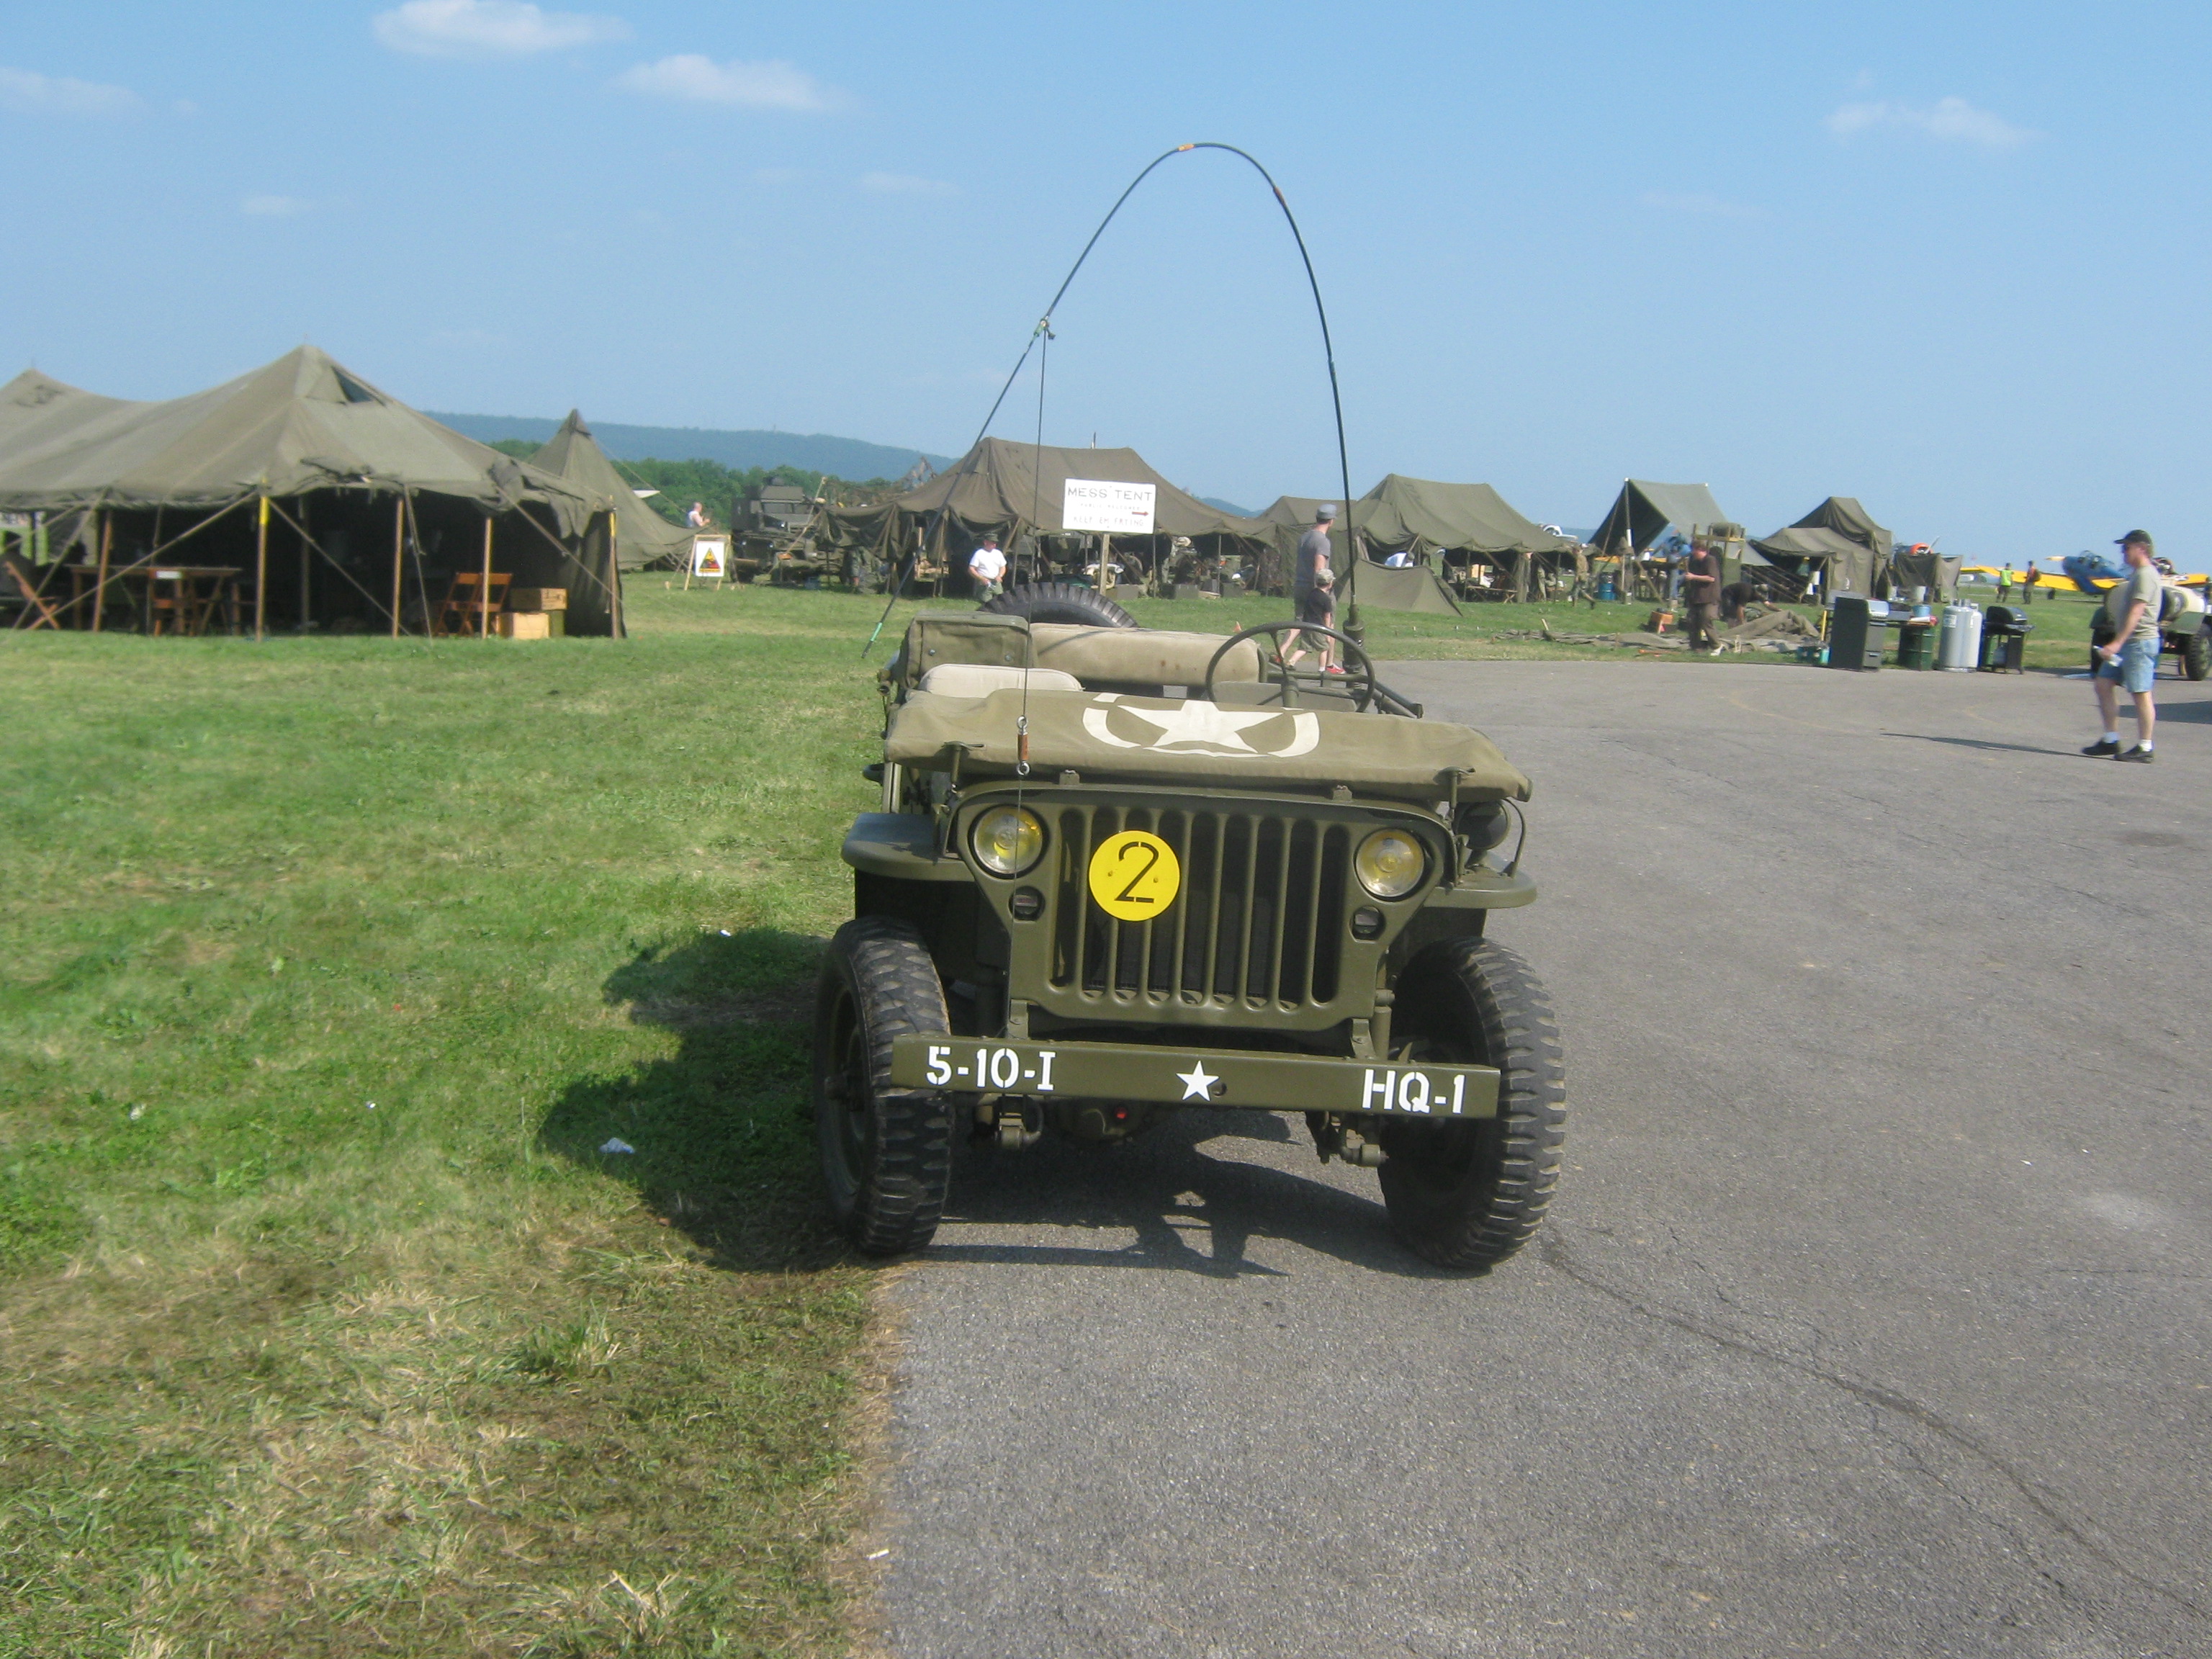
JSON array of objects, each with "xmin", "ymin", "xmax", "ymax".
[
  {"xmin": 1353, "ymin": 474, "xmax": 1573, "ymax": 607},
  {"xmin": 819, "ymin": 436, "xmax": 1271, "ymax": 595},
  {"xmin": 1751, "ymin": 497, "xmax": 1894, "ymax": 596},
  {"xmin": 0, "ymin": 346, "xmax": 624, "ymax": 637},
  {"xmin": 528, "ymin": 409, "xmax": 693, "ymax": 572}
]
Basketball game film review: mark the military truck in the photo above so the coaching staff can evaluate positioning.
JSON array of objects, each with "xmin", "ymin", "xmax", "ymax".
[
  {"xmin": 729, "ymin": 482, "xmax": 833, "ymax": 585},
  {"xmin": 814, "ymin": 583, "xmax": 1565, "ymax": 1270}
]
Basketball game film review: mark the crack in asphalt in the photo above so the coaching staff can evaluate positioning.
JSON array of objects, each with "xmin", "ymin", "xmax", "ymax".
[{"xmin": 1537, "ymin": 1228, "xmax": 2211, "ymax": 1629}]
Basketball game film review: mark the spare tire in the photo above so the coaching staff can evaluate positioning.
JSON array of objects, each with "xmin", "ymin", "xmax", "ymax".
[{"xmin": 981, "ymin": 581, "xmax": 1137, "ymax": 629}]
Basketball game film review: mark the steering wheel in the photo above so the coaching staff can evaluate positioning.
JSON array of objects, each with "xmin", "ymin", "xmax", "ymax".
[{"xmin": 1204, "ymin": 621, "xmax": 1380, "ymax": 712}]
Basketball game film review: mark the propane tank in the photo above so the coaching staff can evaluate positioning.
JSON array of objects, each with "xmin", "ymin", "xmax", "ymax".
[{"xmin": 1938, "ymin": 603, "xmax": 1983, "ymax": 671}]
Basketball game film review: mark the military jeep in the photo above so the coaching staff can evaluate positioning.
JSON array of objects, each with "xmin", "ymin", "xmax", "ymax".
[{"xmin": 814, "ymin": 585, "xmax": 1565, "ymax": 1270}]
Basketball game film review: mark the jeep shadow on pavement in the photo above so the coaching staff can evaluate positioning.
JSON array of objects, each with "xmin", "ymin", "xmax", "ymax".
[{"xmin": 815, "ymin": 583, "xmax": 1568, "ymax": 1272}]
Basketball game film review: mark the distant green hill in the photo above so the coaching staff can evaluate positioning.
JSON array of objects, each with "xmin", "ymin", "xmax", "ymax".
[{"xmin": 436, "ymin": 413, "xmax": 952, "ymax": 482}]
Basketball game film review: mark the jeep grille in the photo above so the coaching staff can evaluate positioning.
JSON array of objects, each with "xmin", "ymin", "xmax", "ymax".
[{"xmin": 1047, "ymin": 804, "xmax": 1352, "ymax": 1011}]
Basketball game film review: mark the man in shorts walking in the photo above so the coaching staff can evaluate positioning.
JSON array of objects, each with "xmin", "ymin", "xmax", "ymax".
[
  {"xmin": 2084, "ymin": 529, "xmax": 2163, "ymax": 762},
  {"xmin": 1292, "ymin": 503, "xmax": 1339, "ymax": 673}
]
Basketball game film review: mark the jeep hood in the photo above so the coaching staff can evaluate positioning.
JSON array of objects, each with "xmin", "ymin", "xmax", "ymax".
[{"xmin": 884, "ymin": 688, "xmax": 1531, "ymax": 802}]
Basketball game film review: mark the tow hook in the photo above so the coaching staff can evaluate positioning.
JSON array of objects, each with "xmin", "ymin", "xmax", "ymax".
[
  {"xmin": 1307, "ymin": 1112, "xmax": 1385, "ymax": 1168},
  {"xmin": 979, "ymin": 1096, "xmax": 1043, "ymax": 1150}
]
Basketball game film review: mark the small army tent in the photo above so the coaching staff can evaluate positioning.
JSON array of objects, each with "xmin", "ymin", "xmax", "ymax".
[
  {"xmin": 819, "ymin": 436, "xmax": 1271, "ymax": 595},
  {"xmin": 1589, "ymin": 479, "xmax": 1732, "ymax": 559},
  {"xmin": 1751, "ymin": 497, "xmax": 1894, "ymax": 596},
  {"xmin": 1588, "ymin": 479, "xmax": 1751, "ymax": 600},
  {"xmin": 0, "ymin": 346, "xmax": 624, "ymax": 637},
  {"xmin": 528, "ymin": 409, "xmax": 693, "ymax": 572}
]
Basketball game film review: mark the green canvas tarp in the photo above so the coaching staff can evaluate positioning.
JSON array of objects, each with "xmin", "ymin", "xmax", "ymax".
[
  {"xmin": 0, "ymin": 346, "xmax": 605, "ymax": 536},
  {"xmin": 1751, "ymin": 497, "xmax": 1894, "ymax": 595},
  {"xmin": 528, "ymin": 409, "xmax": 693, "ymax": 571}
]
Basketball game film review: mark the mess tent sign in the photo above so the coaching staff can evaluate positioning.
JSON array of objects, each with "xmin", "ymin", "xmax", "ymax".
[{"xmin": 1063, "ymin": 480, "xmax": 1156, "ymax": 536}]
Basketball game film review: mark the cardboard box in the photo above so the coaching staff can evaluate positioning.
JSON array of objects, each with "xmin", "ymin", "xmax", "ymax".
[
  {"xmin": 508, "ymin": 587, "xmax": 567, "ymax": 613},
  {"xmin": 498, "ymin": 611, "xmax": 552, "ymax": 639}
]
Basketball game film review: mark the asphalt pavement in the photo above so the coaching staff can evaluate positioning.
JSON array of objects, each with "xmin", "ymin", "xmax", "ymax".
[{"xmin": 880, "ymin": 658, "xmax": 2211, "ymax": 1659}]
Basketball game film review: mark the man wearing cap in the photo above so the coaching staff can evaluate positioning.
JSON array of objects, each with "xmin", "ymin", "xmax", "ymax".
[
  {"xmin": 968, "ymin": 533, "xmax": 1007, "ymax": 601},
  {"xmin": 2084, "ymin": 530, "xmax": 2162, "ymax": 762},
  {"xmin": 1292, "ymin": 504, "xmax": 1339, "ymax": 672}
]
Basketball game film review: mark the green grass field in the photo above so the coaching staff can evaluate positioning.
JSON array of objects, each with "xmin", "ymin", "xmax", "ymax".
[{"xmin": 0, "ymin": 580, "xmax": 2111, "ymax": 1656}]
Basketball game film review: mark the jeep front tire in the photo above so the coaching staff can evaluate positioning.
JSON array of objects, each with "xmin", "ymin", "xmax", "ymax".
[
  {"xmin": 1375, "ymin": 940, "xmax": 1567, "ymax": 1271},
  {"xmin": 814, "ymin": 917, "xmax": 956, "ymax": 1254}
]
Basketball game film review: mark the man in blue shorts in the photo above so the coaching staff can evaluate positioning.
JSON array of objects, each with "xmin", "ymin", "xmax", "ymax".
[
  {"xmin": 1290, "ymin": 503, "xmax": 1339, "ymax": 673},
  {"xmin": 2084, "ymin": 529, "xmax": 2162, "ymax": 762}
]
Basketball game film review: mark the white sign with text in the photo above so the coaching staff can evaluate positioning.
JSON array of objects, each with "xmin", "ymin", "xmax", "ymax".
[{"xmin": 1062, "ymin": 480, "xmax": 1156, "ymax": 536}]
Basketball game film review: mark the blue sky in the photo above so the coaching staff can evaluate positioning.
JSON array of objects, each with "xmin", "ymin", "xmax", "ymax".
[{"xmin": 2, "ymin": 1, "xmax": 2206, "ymax": 563}]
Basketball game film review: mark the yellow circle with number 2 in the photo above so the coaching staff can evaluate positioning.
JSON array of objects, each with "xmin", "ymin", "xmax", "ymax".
[{"xmin": 1087, "ymin": 830, "xmax": 1182, "ymax": 921}]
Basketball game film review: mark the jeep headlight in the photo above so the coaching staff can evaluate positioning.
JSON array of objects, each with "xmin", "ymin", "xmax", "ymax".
[
  {"xmin": 970, "ymin": 806, "xmax": 1046, "ymax": 877},
  {"xmin": 1354, "ymin": 828, "xmax": 1426, "ymax": 899}
]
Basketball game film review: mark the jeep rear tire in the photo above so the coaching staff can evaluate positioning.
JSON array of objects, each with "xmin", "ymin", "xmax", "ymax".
[
  {"xmin": 981, "ymin": 580, "xmax": 1138, "ymax": 629},
  {"xmin": 814, "ymin": 917, "xmax": 956, "ymax": 1255},
  {"xmin": 1375, "ymin": 940, "xmax": 1566, "ymax": 1271}
]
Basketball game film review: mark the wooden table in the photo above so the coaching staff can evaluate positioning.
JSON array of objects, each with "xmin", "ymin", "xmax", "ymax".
[{"xmin": 70, "ymin": 565, "xmax": 244, "ymax": 635}]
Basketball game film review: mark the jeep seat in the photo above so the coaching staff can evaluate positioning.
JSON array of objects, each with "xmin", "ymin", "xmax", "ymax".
[
  {"xmin": 919, "ymin": 664, "xmax": 1084, "ymax": 696},
  {"xmin": 1028, "ymin": 624, "xmax": 1262, "ymax": 691}
]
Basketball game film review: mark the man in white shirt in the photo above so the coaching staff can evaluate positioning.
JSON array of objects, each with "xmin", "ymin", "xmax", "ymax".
[{"xmin": 968, "ymin": 534, "xmax": 1008, "ymax": 601}]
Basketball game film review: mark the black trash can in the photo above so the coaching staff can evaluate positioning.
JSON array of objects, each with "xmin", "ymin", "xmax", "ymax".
[{"xmin": 1829, "ymin": 595, "xmax": 1887, "ymax": 670}]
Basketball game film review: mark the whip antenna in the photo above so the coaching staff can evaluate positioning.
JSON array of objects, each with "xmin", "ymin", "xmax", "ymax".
[{"xmin": 860, "ymin": 143, "xmax": 1354, "ymax": 655}]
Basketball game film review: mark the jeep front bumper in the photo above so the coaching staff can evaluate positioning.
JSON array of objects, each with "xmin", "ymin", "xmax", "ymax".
[{"xmin": 888, "ymin": 1036, "xmax": 1499, "ymax": 1119}]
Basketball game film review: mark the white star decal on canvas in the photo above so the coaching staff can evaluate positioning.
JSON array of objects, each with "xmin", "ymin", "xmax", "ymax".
[
  {"xmin": 1176, "ymin": 1062, "xmax": 1219, "ymax": 1101},
  {"xmin": 1120, "ymin": 701, "xmax": 1282, "ymax": 752}
]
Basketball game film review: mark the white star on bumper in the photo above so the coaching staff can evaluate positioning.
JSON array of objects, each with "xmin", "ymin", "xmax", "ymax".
[{"xmin": 1176, "ymin": 1062, "xmax": 1219, "ymax": 1102}]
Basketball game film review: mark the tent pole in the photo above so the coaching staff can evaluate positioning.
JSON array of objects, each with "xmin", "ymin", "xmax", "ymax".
[
  {"xmin": 480, "ymin": 516, "xmax": 493, "ymax": 639},
  {"xmin": 299, "ymin": 498, "xmax": 311, "ymax": 631},
  {"xmin": 390, "ymin": 495, "xmax": 405, "ymax": 638},
  {"xmin": 607, "ymin": 511, "xmax": 623, "ymax": 638},
  {"xmin": 92, "ymin": 512, "xmax": 111, "ymax": 634},
  {"xmin": 253, "ymin": 497, "xmax": 269, "ymax": 640}
]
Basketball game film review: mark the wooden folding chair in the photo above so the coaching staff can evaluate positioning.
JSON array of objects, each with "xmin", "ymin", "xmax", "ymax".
[
  {"xmin": 433, "ymin": 570, "xmax": 512, "ymax": 637},
  {"xmin": 3, "ymin": 552, "xmax": 62, "ymax": 631}
]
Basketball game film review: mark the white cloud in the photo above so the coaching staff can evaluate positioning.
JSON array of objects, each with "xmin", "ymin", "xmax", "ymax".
[
  {"xmin": 1825, "ymin": 96, "xmax": 2033, "ymax": 150},
  {"xmin": 374, "ymin": 0, "xmax": 628, "ymax": 58},
  {"xmin": 615, "ymin": 54, "xmax": 840, "ymax": 111},
  {"xmin": 860, "ymin": 171, "xmax": 956, "ymax": 197},
  {"xmin": 0, "ymin": 66, "xmax": 141, "ymax": 115},
  {"xmin": 1639, "ymin": 190, "xmax": 1761, "ymax": 220},
  {"xmin": 242, "ymin": 195, "xmax": 314, "ymax": 217}
]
